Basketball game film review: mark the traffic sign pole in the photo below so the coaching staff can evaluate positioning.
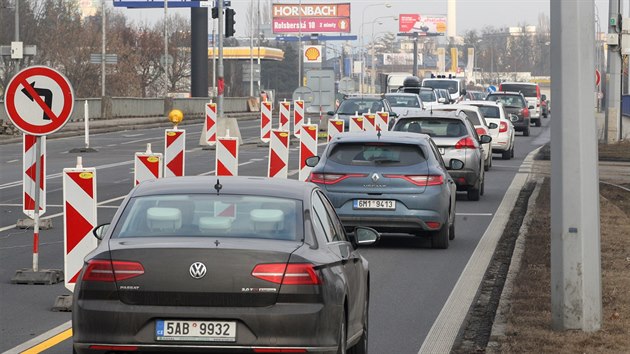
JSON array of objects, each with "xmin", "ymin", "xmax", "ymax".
[{"xmin": 32, "ymin": 136, "xmax": 42, "ymax": 272}]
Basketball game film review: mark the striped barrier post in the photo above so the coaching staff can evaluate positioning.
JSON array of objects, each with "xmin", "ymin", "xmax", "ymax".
[
  {"xmin": 294, "ymin": 99, "xmax": 304, "ymax": 138},
  {"xmin": 349, "ymin": 113, "xmax": 364, "ymax": 133},
  {"xmin": 205, "ymin": 101, "xmax": 217, "ymax": 146},
  {"xmin": 214, "ymin": 201, "xmax": 236, "ymax": 219},
  {"xmin": 268, "ymin": 130, "xmax": 290, "ymax": 179},
  {"xmin": 216, "ymin": 130, "xmax": 239, "ymax": 176},
  {"xmin": 63, "ymin": 157, "xmax": 97, "ymax": 292},
  {"xmin": 164, "ymin": 129, "xmax": 185, "ymax": 177},
  {"xmin": 279, "ymin": 100, "xmax": 291, "ymax": 131},
  {"xmin": 299, "ymin": 123, "xmax": 318, "ymax": 181},
  {"xmin": 134, "ymin": 143, "xmax": 162, "ymax": 186},
  {"xmin": 327, "ymin": 119, "xmax": 345, "ymax": 142},
  {"xmin": 23, "ymin": 134, "xmax": 46, "ymax": 219},
  {"xmin": 260, "ymin": 101, "xmax": 272, "ymax": 143},
  {"xmin": 363, "ymin": 110, "xmax": 376, "ymax": 132},
  {"xmin": 376, "ymin": 110, "xmax": 390, "ymax": 131}
]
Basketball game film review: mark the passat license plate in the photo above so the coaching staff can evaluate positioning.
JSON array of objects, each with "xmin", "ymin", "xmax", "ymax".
[
  {"xmin": 156, "ymin": 320, "xmax": 236, "ymax": 342},
  {"xmin": 353, "ymin": 199, "xmax": 395, "ymax": 210}
]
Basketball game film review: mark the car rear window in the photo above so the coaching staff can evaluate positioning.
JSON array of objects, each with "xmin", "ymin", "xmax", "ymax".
[
  {"xmin": 475, "ymin": 105, "xmax": 500, "ymax": 118},
  {"xmin": 422, "ymin": 79, "xmax": 459, "ymax": 94},
  {"xmin": 327, "ymin": 142, "xmax": 426, "ymax": 166},
  {"xmin": 499, "ymin": 84, "xmax": 537, "ymax": 97},
  {"xmin": 338, "ymin": 99, "xmax": 384, "ymax": 114},
  {"xmin": 385, "ymin": 95, "xmax": 421, "ymax": 108},
  {"xmin": 487, "ymin": 94, "xmax": 525, "ymax": 108},
  {"xmin": 395, "ymin": 118, "xmax": 468, "ymax": 138},
  {"xmin": 112, "ymin": 195, "xmax": 303, "ymax": 241},
  {"xmin": 418, "ymin": 90, "xmax": 436, "ymax": 102}
]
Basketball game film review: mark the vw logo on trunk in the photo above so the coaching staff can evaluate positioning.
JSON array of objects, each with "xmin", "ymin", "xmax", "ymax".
[
  {"xmin": 189, "ymin": 262, "xmax": 207, "ymax": 279},
  {"xmin": 371, "ymin": 173, "xmax": 380, "ymax": 182}
]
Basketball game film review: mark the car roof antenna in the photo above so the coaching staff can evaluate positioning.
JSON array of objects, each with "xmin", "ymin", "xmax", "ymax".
[{"xmin": 214, "ymin": 179, "xmax": 222, "ymax": 195}]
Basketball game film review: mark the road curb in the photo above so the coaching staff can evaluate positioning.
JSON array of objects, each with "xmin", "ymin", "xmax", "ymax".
[{"xmin": 418, "ymin": 146, "xmax": 543, "ymax": 354}]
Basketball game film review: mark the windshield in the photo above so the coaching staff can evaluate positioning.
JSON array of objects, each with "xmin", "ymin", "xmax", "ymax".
[
  {"xmin": 385, "ymin": 95, "xmax": 421, "ymax": 108},
  {"xmin": 487, "ymin": 94, "xmax": 525, "ymax": 108},
  {"xmin": 395, "ymin": 118, "xmax": 468, "ymax": 138},
  {"xmin": 328, "ymin": 142, "xmax": 425, "ymax": 166},
  {"xmin": 418, "ymin": 90, "xmax": 437, "ymax": 102},
  {"xmin": 422, "ymin": 80, "xmax": 459, "ymax": 94},
  {"xmin": 337, "ymin": 99, "xmax": 384, "ymax": 114},
  {"xmin": 500, "ymin": 84, "xmax": 538, "ymax": 97},
  {"xmin": 112, "ymin": 194, "xmax": 303, "ymax": 241},
  {"xmin": 475, "ymin": 106, "xmax": 500, "ymax": 118}
]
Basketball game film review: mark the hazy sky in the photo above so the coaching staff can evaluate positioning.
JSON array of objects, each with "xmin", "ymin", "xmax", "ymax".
[{"xmin": 114, "ymin": 0, "xmax": 613, "ymax": 36}]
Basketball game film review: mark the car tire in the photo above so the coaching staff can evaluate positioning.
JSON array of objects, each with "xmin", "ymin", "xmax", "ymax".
[
  {"xmin": 349, "ymin": 295, "xmax": 368, "ymax": 354},
  {"xmin": 337, "ymin": 310, "xmax": 348, "ymax": 354},
  {"xmin": 535, "ymin": 119, "xmax": 541, "ymax": 127},
  {"xmin": 523, "ymin": 127, "xmax": 530, "ymax": 136},
  {"xmin": 480, "ymin": 174, "xmax": 485, "ymax": 196},
  {"xmin": 467, "ymin": 187, "xmax": 480, "ymax": 201},
  {"xmin": 511, "ymin": 144, "xmax": 515, "ymax": 158},
  {"xmin": 484, "ymin": 158, "xmax": 490, "ymax": 171},
  {"xmin": 449, "ymin": 214, "xmax": 455, "ymax": 241},
  {"xmin": 431, "ymin": 222, "xmax": 450, "ymax": 249},
  {"xmin": 502, "ymin": 149, "xmax": 511, "ymax": 160}
]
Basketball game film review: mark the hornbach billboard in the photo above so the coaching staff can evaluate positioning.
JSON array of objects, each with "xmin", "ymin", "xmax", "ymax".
[{"xmin": 272, "ymin": 3, "xmax": 351, "ymax": 34}]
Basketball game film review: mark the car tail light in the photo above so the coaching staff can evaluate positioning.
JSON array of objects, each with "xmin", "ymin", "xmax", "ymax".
[
  {"xmin": 521, "ymin": 108, "xmax": 530, "ymax": 118},
  {"xmin": 89, "ymin": 345, "xmax": 138, "ymax": 351},
  {"xmin": 252, "ymin": 263, "xmax": 321, "ymax": 285},
  {"xmin": 82, "ymin": 259, "xmax": 144, "ymax": 282},
  {"xmin": 499, "ymin": 121, "xmax": 508, "ymax": 133},
  {"xmin": 383, "ymin": 174, "xmax": 443, "ymax": 186},
  {"xmin": 425, "ymin": 221, "xmax": 441, "ymax": 230},
  {"xmin": 254, "ymin": 349, "xmax": 307, "ymax": 353},
  {"xmin": 457, "ymin": 177, "xmax": 467, "ymax": 184},
  {"xmin": 455, "ymin": 137, "xmax": 477, "ymax": 149},
  {"xmin": 475, "ymin": 127, "xmax": 488, "ymax": 136},
  {"xmin": 308, "ymin": 173, "xmax": 366, "ymax": 185}
]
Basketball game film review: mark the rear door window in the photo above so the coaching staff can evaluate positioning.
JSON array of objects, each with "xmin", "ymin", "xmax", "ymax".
[
  {"xmin": 395, "ymin": 118, "xmax": 468, "ymax": 138},
  {"xmin": 476, "ymin": 106, "xmax": 500, "ymax": 118},
  {"xmin": 461, "ymin": 110, "xmax": 481, "ymax": 125},
  {"xmin": 327, "ymin": 142, "xmax": 426, "ymax": 166},
  {"xmin": 499, "ymin": 84, "xmax": 537, "ymax": 97}
]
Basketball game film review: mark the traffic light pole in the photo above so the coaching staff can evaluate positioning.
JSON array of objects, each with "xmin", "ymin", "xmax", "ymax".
[{"xmin": 217, "ymin": 0, "xmax": 224, "ymax": 119}]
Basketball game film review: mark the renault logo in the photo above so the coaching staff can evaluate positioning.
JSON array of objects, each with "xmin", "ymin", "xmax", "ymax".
[
  {"xmin": 371, "ymin": 173, "xmax": 380, "ymax": 182},
  {"xmin": 189, "ymin": 262, "xmax": 207, "ymax": 279}
]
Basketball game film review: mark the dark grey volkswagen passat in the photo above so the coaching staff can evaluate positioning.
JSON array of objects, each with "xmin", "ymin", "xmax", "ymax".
[{"xmin": 73, "ymin": 176, "xmax": 379, "ymax": 354}]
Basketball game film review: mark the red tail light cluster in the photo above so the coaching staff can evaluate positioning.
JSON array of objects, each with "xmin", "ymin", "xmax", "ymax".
[
  {"xmin": 82, "ymin": 259, "xmax": 145, "ymax": 282},
  {"xmin": 521, "ymin": 108, "xmax": 530, "ymax": 118},
  {"xmin": 308, "ymin": 173, "xmax": 366, "ymax": 185},
  {"xmin": 499, "ymin": 121, "xmax": 508, "ymax": 133},
  {"xmin": 425, "ymin": 221, "xmax": 441, "ymax": 230},
  {"xmin": 383, "ymin": 174, "xmax": 444, "ymax": 186},
  {"xmin": 252, "ymin": 263, "xmax": 321, "ymax": 285},
  {"xmin": 475, "ymin": 127, "xmax": 488, "ymax": 136},
  {"xmin": 455, "ymin": 137, "xmax": 477, "ymax": 149}
]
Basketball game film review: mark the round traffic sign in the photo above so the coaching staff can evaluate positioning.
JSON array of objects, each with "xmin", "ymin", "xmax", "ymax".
[
  {"xmin": 292, "ymin": 86, "xmax": 314, "ymax": 107},
  {"xmin": 4, "ymin": 66, "xmax": 75, "ymax": 136},
  {"xmin": 595, "ymin": 69, "xmax": 601, "ymax": 87}
]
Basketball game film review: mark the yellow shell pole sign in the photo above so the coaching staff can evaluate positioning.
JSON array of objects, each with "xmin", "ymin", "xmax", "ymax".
[{"xmin": 303, "ymin": 45, "xmax": 323, "ymax": 63}]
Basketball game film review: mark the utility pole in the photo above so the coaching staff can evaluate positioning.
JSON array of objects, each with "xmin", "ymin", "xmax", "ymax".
[
  {"xmin": 604, "ymin": 0, "xmax": 622, "ymax": 142},
  {"xmin": 101, "ymin": 0, "xmax": 106, "ymax": 96},
  {"xmin": 218, "ymin": 0, "xmax": 225, "ymax": 118},
  {"xmin": 164, "ymin": 0, "xmax": 169, "ymax": 97},
  {"xmin": 14, "ymin": 0, "xmax": 19, "ymax": 75},
  {"xmin": 298, "ymin": 0, "xmax": 303, "ymax": 86},
  {"xmin": 249, "ymin": 0, "xmax": 254, "ymax": 97},
  {"xmin": 550, "ymin": 0, "xmax": 602, "ymax": 332}
]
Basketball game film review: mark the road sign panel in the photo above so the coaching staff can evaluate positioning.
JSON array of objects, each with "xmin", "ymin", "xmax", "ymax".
[
  {"xmin": 595, "ymin": 69, "xmax": 601, "ymax": 86},
  {"xmin": 4, "ymin": 66, "xmax": 74, "ymax": 136}
]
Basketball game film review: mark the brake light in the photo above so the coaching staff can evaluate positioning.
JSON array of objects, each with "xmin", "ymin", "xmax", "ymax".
[
  {"xmin": 82, "ymin": 260, "xmax": 144, "ymax": 282},
  {"xmin": 499, "ymin": 121, "xmax": 508, "ymax": 133},
  {"xmin": 252, "ymin": 263, "xmax": 321, "ymax": 285},
  {"xmin": 383, "ymin": 174, "xmax": 443, "ymax": 186},
  {"xmin": 425, "ymin": 221, "xmax": 441, "ymax": 230},
  {"xmin": 455, "ymin": 137, "xmax": 477, "ymax": 149},
  {"xmin": 475, "ymin": 127, "xmax": 487, "ymax": 136},
  {"xmin": 308, "ymin": 173, "xmax": 366, "ymax": 184},
  {"xmin": 89, "ymin": 345, "xmax": 138, "ymax": 351},
  {"xmin": 521, "ymin": 108, "xmax": 530, "ymax": 118}
]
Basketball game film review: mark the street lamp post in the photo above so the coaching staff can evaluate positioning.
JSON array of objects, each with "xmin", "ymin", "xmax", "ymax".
[
  {"xmin": 360, "ymin": 3, "xmax": 392, "ymax": 93},
  {"xmin": 369, "ymin": 17, "xmax": 397, "ymax": 93},
  {"xmin": 164, "ymin": 0, "xmax": 169, "ymax": 97}
]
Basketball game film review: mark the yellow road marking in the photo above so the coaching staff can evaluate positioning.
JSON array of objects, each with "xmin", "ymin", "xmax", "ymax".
[{"xmin": 21, "ymin": 328, "xmax": 72, "ymax": 354}]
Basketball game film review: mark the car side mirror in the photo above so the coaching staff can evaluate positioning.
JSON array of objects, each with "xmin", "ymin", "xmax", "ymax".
[
  {"xmin": 351, "ymin": 226, "xmax": 380, "ymax": 248},
  {"xmin": 305, "ymin": 156, "xmax": 320, "ymax": 167},
  {"xmin": 488, "ymin": 122, "xmax": 498, "ymax": 129},
  {"xmin": 479, "ymin": 135, "xmax": 492, "ymax": 144},
  {"xmin": 390, "ymin": 112, "xmax": 398, "ymax": 118},
  {"xmin": 460, "ymin": 88, "xmax": 467, "ymax": 95},
  {"xmin": 528, "ymin": 105, "xmax": 535, "ymax": 110},
  {"xmin": 509, "ymin": 114, "xmax": 519, "ymax": 122},
  {"xmin": 449, "ymin": 159, "xmax": 465, "ymax": 170},
  {"xmin": 438, "ymin": 98, "xmax": 446, "ymax": 103},
  {"xmin": 93, "ymin": 223, "xmax": 110, "ymax": 240},
  {"xmin": 541, "ymin": 94, "xmax": 547, "ymax": 100},
  {"xmin": 327, "ymin": 110, "xmax": 335, "ymax": 116}
]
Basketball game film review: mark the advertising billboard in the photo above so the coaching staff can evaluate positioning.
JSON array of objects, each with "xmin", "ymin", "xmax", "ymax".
[
  {"xmin": 113, "ymin": 0, "xmax": 206, "ymax": 8},
  {"xmin": 272, "ymin": 3, "xmax": 351, "ymax": 34},
  {"xmin": 399, "ymin": 14, "xmax": 447, "ymax": 35}
]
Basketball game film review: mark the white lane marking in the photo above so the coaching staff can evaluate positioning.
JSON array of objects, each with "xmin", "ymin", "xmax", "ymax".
[
  {"xmin": 288, "ymin": 169, "xmax": 299, "ymax": 176},
  {"xmin": 6, "ymin": 159, "xmax": 19, "ymax": 163},
  {"xmin": 186, "ymin": 147, "xmax": 203, "ymax": 153},
  {"xmin": 455, "ymin": 213, "xmax": 493, "ymax": 216},
  {"xmin": 106, "ymin": 144, "xmax": 117, "ymax": 147},
  {"xmin": 120, "ymin": 137, "xmax": 161, "ymax": 145},
  {"xmin": 123, "ymin": 133, "xmax": 144, "ymax": 137}
]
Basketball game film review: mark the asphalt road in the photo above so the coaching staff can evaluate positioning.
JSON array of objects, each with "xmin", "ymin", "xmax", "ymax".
[{"xmin": 0, "ymin": 116, "xmax": 551, "ymax": 353}]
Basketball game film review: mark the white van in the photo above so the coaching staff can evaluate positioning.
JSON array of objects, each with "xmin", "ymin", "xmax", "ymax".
[{"xmin": 422, "ymin": 76, "xmax": 467, "ymax": 103}]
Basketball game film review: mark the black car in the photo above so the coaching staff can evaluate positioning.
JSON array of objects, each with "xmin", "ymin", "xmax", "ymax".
[
  {"xmin": 73, "ymin": 176, "xmax": 379, "ymax": 353},
  {"xmin": 328, "ymin": 95, "xmax": 397, "ymax": 131},
  {"xmin": 485, "ymin": 91, "xmax": 531, "ymax": 136}
]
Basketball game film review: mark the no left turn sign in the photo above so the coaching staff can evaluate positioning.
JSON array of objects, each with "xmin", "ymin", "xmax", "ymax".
[{"xmin": 3, "ymin": 66, "xmax": 74, "ymax": 136}]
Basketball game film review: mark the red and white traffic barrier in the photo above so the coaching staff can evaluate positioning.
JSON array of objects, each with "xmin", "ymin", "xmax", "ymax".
[
  {"xmin": 23, "ymin": 134, "xmax": 46, "ymax": 218},
  {"xmin": 376, "ymin": 110, "xmax": 390, "ymax": 131},
  {"xmin": 294, "ymin": 99, "xmax": 304, "ymax": 138},
  {"xmin": 214, "ymin": 201, "xmax": 236, "ymax": 219},
  {"xmin": 363, "ymin": 110, "xmax": 376, "ymax": 132},
  {"xmin": 63, "ymin": 157, "xmax": 97, "ymax": 292},
  {"xmin": 268, "ymin": 130, "xmax": 290, "ymax": 178},
  {"xmin": 216, "ymin": 130, "xmax": 239, "ymax": 176},
  {"xmin": 279, "ymin": 100, "xmax": 291, "ymax": 131},
  {"xmin": 349, "ymin": 113, "xmax": 364, "ymax": 133},
  {"xmin": 327, "ymin": 119, "xmax": 345, "ymax": 142},
  {"xmin": 205, "ymin": 101, "xmax": 217, "ymax": 146},
  {"xmin": 134, "ymin": 143, "xmax": 162, "ymax": 186},
  {"xmin": 299, "ymin": 122, "xmax": 318, "ymax": 181},
  {"xmin": 260, "ymin": 100, "xmax": 272, "ymax": 143},
  {"xmin": 164, "ymin": 129, "xmax": 185, "ymax": 177}
]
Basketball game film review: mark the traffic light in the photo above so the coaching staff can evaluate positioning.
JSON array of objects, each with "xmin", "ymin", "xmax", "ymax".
[
  {"xmin": 225, "ymin": 8, "xmax": 236, "ymax": 38},
  {"xmin": 211, "ymin": 7, "xmax": 219, "ymax": 19}
]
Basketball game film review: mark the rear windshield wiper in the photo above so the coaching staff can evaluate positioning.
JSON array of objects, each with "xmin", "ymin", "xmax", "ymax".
[{"xmin": 370, "ymin": 158, "xmax": 400, "ymax": 164}]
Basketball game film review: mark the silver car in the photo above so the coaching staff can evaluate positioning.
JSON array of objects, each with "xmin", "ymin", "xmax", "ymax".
[
  {"xmin": 392, "ymin": 112, "xmax": 491, "ymax": 201},
  {"xmin": 385, "ymin": 92, "xmax": 425, "ymax": 116}
]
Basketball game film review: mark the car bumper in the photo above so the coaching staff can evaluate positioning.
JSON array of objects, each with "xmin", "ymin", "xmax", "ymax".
[
  {"xmin": 447, "ymin": 169, "xmax": 480, "ymax": 189},
  {"xmin": 512, "ymin": 119, "xmax": 530, "ymax": 131},
  {"xmin": 492, "ymin": 134, "xmax": 511, "ymax": 152}
]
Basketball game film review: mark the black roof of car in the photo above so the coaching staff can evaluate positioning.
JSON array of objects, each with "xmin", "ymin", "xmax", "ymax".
[
  {"xmin": 330, "ymin": 131, "xmax": 432, "ymax": 144},
  {"xmin": 131, "ymin": 176, "xmax": 314, "ymax": 200}
]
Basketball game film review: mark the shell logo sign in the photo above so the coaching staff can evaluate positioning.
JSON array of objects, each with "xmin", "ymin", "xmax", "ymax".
[{"xmin": 303, "ymin": 45, "xmax": 322, "ymax": 63}]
